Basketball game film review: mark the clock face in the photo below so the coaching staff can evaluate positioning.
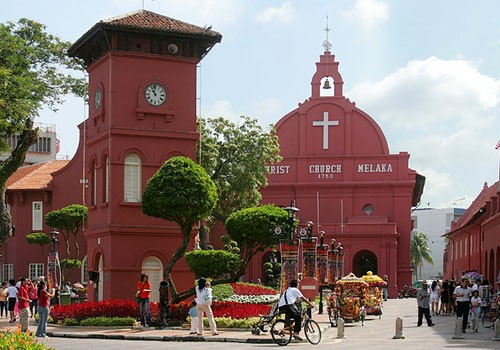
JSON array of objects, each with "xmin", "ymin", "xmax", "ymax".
[
  {"xmin": 145, "ymin": 83, "xmax": 167, "ymax": 106},
  {"xmin": 94, "ymin": 87, "xmax": 102, "ymax": 110}
]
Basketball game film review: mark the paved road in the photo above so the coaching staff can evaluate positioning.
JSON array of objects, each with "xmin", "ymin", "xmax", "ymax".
[{"xmin": 3, "ymin": 298, "xmax": 500, "ymax": 349}]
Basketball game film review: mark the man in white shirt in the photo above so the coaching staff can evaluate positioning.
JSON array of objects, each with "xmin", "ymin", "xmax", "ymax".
[
  {"xmin": 453, "ymin": 279, "xmax": 471, "ymax": 333},
  {"xmin": 278, "ymin": 279, "xmax": 314, "ymax": 340}
]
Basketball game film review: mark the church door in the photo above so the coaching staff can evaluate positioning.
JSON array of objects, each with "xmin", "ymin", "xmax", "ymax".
[{"xmin": 352, "ymin": 250, "xmax": 378, "ymax": 276}]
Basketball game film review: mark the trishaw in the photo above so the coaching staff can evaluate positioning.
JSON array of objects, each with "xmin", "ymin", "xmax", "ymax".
[
  {"xmin": 328, "ymin": 273, "xmax": 368, "ymax": 326},
  {"xmin": 361, "ymin": 271, "xmax": 385, "ymax": 318}
]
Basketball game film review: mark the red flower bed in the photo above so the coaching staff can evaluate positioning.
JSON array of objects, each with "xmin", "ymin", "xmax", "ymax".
[
  {"xmin": 212, "ymin": 301, "xmax": 272, "ymax": 319},
  {"xmin": 230, "ymin": 283, "xmax": 277, "ymax": 296},
  {"xmin": 169, "ymin": 301, "xmax": 191, "ymax": 321},
  {"xmin": 50, "ymin": 300, "xmax": 159, "ymax": 322}
]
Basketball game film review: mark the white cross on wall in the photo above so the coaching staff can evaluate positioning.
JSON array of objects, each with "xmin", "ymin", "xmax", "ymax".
[{"xmin": 312, "ymin": 112, "xmax": 339, "ymax": 150}]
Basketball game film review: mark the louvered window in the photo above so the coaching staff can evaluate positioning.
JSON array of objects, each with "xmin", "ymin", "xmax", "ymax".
[{"xmin": 124, "ymin": 154, "xmax": 141, "ymax": 202}]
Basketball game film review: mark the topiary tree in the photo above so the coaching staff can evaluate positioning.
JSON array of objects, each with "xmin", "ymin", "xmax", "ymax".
[
  {"xmin": 225, "ymin": 204, "xmax": 292, "ymax": 280},
  {"xmin": 142, "ymin": 156, "xmax": 217, "ymax": 303},
  {"xmin": 185, "ymin": 250, "xmax": 241, "ymax": 279},
  {"xmin": 45, "ymin": 204, "xmax": 88, "ymax": 260},
  {"xmin": 26, "ymin": 232, "xmax": 51, "ymax": 254}
]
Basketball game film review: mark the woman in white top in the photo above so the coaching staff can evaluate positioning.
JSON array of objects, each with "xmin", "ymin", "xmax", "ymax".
[
  {"xmin": 195, "ymin": 278, "xmax": 218, "ymax": 336},
  {"xmin": 6, "ymin": 279, "xmax": 18, "ymax": 323},
  {"xmin": 429, "ymin": 280, "xmax": 440, "ymax": 315}
]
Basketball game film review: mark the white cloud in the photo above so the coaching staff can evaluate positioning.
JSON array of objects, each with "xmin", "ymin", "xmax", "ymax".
[
  {"xmin": 251, "ymin": 98, "xmax": 282, "ymax": 125},
  {"xmin": 347, "ymin": 56, "xmax": 500, "ymax": 209},
  {"xmin": 255, "ymin": 2, "xmax": 296, "ymax": 23},
  {"xmin": 342, "ymin": 0, "xmax": 389, "ymax": 31},
  {"xmin": 202, "ymin": 100, "xmax": 239, "ymax": 122},
  {"xmin": 153, "ymin": 0, "xmax": 243, "ymax": 28}
]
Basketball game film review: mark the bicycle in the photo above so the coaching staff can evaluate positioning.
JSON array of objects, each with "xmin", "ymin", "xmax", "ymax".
[
  {"xmin": 270, "ymin": 306, "xmax": 322, "ymax": 346},
  {"xmin": 482, "ymin": 307, "xmax": 499, "ymax": 328}
]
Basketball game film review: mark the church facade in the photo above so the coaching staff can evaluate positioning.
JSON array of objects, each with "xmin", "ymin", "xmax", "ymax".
[{"xmin": 258, "ymin": 47, "xmax": 425, "ymax": 297}]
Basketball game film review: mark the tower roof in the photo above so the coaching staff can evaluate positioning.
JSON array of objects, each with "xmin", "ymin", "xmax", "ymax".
[{"xmin": 69, "ymin": 10, "xmax": 222, "ymax": 65}]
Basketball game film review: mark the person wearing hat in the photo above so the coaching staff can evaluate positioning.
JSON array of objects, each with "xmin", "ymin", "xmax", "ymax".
[{"xmin": 417, "ymin": 280, "xmax": 435, "ymax": 327}]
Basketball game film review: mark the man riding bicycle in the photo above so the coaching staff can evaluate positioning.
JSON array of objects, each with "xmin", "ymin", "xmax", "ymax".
[{"xmin": 278, "ymin": 279, "xmax": 314, "ymax": 341}]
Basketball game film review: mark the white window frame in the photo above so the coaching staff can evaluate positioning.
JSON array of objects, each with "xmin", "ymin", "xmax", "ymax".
[
  {"xmin": 124, "ymin": 154, "xmax": 142, "ymax": 202},
  {"xmin": 91, "ymin": 163, "xmax": 97, "ymax": 206},
  {"xmin": 3, "ymin": 264, "xmax": 14, "ymax": 281},
  {"xmin": 104, "ymin": 156, "xmax": 109, "ymax": 204},
  {"xmin": 32, "ymin": 201, "xmax": 43, "ymax": 230},
  {"xmin": 29, "ymin": 263, "xmax": 44, "ymax": 280},
  {"xmin": 81, "ymin": 256, "xmax": 88, "ymax": 284}
]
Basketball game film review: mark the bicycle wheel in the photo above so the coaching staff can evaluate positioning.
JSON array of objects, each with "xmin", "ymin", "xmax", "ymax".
[
  {"xmin": 304, "ymin": 319, "xmax": 322, "ymax": 345},
  {"xmin": 271, "ymin": 319, "xmax": 292, "ymax": 346},
  {"xmin": 482, "ymin": 310, "xmax": 497, "ymax": 328}
]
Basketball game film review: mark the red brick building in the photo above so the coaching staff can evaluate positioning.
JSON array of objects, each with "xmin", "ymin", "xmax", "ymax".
[
  {"xmin": 2, "ymin": 10, "xmax": 221, "ymax": 302},
  {"xmin": 3, "ymin": 10, "xmax": 427, "ymax": 301},
  {"xmin": 443, "ymin": 181, "xmax": 500, "ymax": 285},
  {"xmin": 258, "ymin": 47, "xmax": 425, "ymax": 297}
]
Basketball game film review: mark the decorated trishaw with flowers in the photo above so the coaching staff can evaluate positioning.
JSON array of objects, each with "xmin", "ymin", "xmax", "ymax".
[
  {"xmin": 328, "ymin": 273, "xmax": 368, "ymax": 325},
  {"xmin": 361, "ymin": 271, "xmax": 386, "ymax": 318}
]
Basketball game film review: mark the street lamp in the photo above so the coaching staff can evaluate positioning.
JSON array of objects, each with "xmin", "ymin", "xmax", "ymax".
[
  {"xmin": 50, "ymin": 229, "xmax": 59, "ymax": 253},
  {"xmin": 283, "ymin": 201, "xmax": 299, "ymax": 239}
]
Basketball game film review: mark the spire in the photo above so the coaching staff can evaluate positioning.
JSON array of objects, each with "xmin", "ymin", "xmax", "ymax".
[{"xmin": 322, "ymin": 14, "xmax": 332, "ymax": 53}]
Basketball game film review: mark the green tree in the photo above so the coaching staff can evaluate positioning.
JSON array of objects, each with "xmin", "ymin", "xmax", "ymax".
[
  {"xmin": 225, "ymin": 204, "xmax": 292, "ymax": 279},
  {"xmin": 185, "ymin": 250, "xmax": 241, "ymax": 278},
  {"xmin": 0, "ymin": 19, "xmax": 86, "ymax": 243},
  {"xmin": 197, "ymin": 116, "xmax": 282, "ymax": 248},
  {"xmin": 410, "ymin": 231, "xmax": 434, "ymax": 280},
  {"xmin": 142, "ymin": 156, "xmax": 217, "ymax": 302},
  {"xmin": 26, "ymin": 232, "xmax": 51, "ymax": 254}
]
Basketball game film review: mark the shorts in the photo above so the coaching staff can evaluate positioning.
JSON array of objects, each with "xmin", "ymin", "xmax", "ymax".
[
  {"xmin": 430, "ymin": 295, "xmax": 439, "ymax": 303},
  {"xmin": 8, "ymin": 298, "xmax": 16, "ymax": 311}
]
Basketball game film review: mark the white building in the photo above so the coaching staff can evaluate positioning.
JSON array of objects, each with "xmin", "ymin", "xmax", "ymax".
[
  {"xmin": 411, "ymin": 208, "xmax": 465, "ymax": 281},
  {"xmin": 1, "ymin": 123, "xmax": 58, "ymax": 165}
]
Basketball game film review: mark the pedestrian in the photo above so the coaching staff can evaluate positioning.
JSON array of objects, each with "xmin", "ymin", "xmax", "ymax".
[
  {"xmin": 470, "ymin": 290, "xmax": 481, "ymax": 332},
  {"xmin": 382, "ymin": 275, "xmax": 389, "ymax": 301},
  {"xmin": 28, "ymin": 279, "xmax": 38, "ymax": 318},
  {"xmin": 430, "ymin": 280, "xmax": 440, "ymax": 315},
  {"xmin": 188, "ymin": 300, "xmax": 198, "ymax": 334},
  {"xmin": 0, "ymin": 282, "xmax": 7, "ymax": 318},
  {"xmin": 36, "ymin": 280, "xmax": 55, "ymax": 338},
  {"xmin": 278, "ymin": 279, "xmax": 315, "ymax": 340},
  {"xmin": 479, "ymin": 279, "xmax": 491, "ymax": 317},
  {"xmin": 195, "ymin": 277, "xmax": 218, "ymax": 336},
  {"xmin": 416, "ymin": 280, "xmax": 435, "ymax": 327},
  {"xmin": 439, "ymin": 280, "xmax": 449, "ymax": 315},
  {"xmin": 453, "ymin": 278, "xmax": 471, "ymax": 333},
  {"xmin": 17, "ymin": 277, "xmax": 31, "ymax": 332},
  {"xmin": 136, "ymin": 273, "xmax": 152, "ymax": 327},
  {"xmin": 6, "ymin": 279, "xmax": 18, "ymax": 323}
]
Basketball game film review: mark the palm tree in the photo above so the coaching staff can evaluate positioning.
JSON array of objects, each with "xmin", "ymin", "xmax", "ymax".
[{"xmin": 410, "ymin": 231, "xmax": 434, "ymax": 280}]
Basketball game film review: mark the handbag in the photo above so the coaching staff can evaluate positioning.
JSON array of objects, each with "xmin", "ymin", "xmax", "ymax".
[
  {"xmin": 135, "ymin": 283, "xmax": 146, "ymax": 304},
  {"xmin": 285, "ymin": 290, "xmax": 301, "ymax": 316}
]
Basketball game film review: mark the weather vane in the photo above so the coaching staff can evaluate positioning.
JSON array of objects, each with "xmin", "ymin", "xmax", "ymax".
[{"xmin": 323, "ymin": 14, "xmax": 332, "ymax": 52}]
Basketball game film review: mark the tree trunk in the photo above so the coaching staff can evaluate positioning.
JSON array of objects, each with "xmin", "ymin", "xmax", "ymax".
[
  {"xmin": 0, "ymin": 122, "xmax": 38, "ymax": 244},
  {"xmin": 164, "ymin": 222, "xmax": 193, "ymax": 302}
]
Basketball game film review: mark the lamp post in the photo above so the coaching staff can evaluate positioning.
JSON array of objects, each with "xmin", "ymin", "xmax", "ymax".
[{"xmin": 283, "ymin": 201, "xmax": 299, "ymax": 239}]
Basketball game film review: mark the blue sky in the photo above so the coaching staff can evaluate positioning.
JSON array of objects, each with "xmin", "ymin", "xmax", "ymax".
[{"xmin": 2, "ymin": 0, "xmax": 499, "ymax": 209}]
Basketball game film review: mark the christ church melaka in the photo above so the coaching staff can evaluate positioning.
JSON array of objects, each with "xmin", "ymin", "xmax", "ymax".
[
  {"xmin": 257, "ymin": 39, "xmax": 425, "ymax": 298},
  {"xmin": 2, "ymin": 10, "xmax": 424, "ymax": 302}
]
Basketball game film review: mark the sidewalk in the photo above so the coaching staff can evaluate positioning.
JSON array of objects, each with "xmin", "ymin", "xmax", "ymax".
[{"xmin": 2, "ymin": 299, "xmax": 500, "ymax": 348}]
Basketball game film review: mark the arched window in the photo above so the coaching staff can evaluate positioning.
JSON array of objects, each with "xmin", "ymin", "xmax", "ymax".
[
  {"xmin": 103, "ymin": 155, "xmax": 109, "ymax": 204},
  {"xmin": 124, "ymin": 154, "xmax": 142, "ymax": 202},
  {"xmin": 91, "ymin": 160, "xmax": 97, "ymax": 206},
  {"xmin": 81, "ymin": 256, "xmax": 88, "ymax": 284},
  {"xmin": 142, "ymin": 256, "xmax": 163, "ymax": 303}
]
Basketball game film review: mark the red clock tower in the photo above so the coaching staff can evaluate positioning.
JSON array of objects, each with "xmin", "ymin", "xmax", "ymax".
[{"xmin": 67, "ymin": 10, "xmax": 221, "ymax": 301}]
